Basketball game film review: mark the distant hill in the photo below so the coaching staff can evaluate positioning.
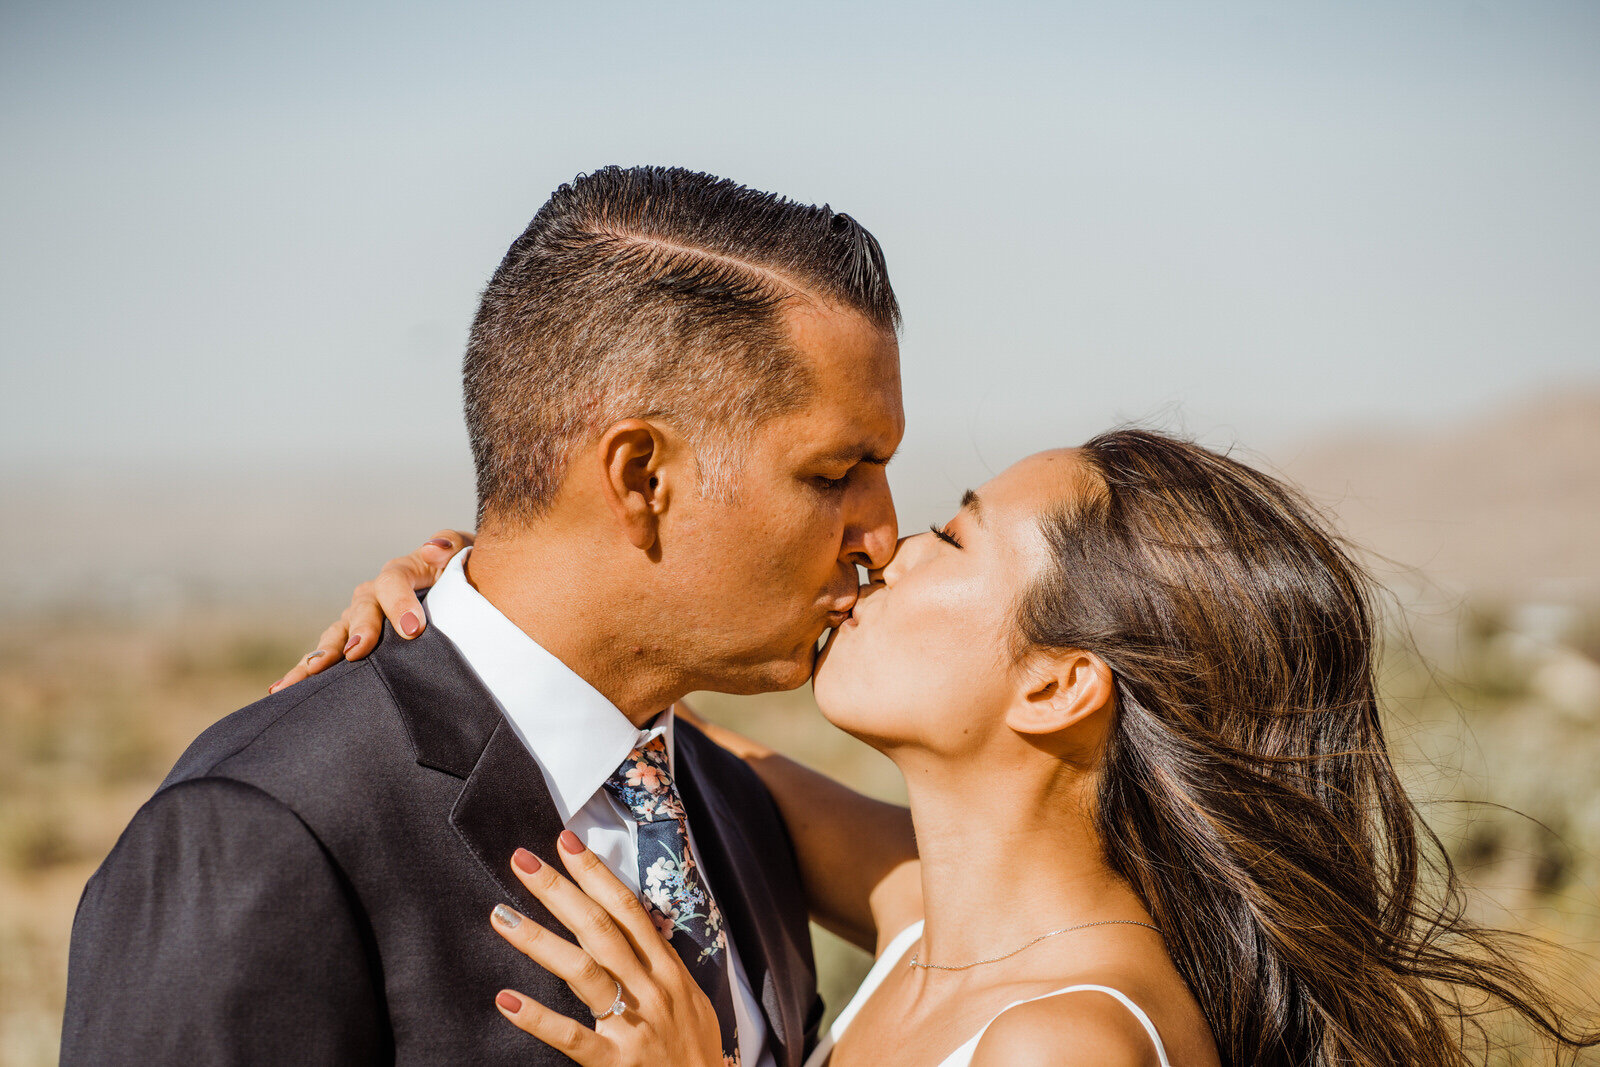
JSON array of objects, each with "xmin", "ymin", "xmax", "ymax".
[
  {"xmin": 1277, "ymin": 387, "xmax": 1600, "ymax": 599},
  {"xmin": 3, "ymin": 388, "xmax": 1596, "ymax": 616}
]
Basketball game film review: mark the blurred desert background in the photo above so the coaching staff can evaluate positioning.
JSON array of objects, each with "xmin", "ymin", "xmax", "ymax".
[
  {"xmin": 4, "ymin": 388, "xmax": 1599, "ymax": 1064},
  {"xmin": 3, "ymin": 1, "xmax": 1598, "ymax": 1063}
]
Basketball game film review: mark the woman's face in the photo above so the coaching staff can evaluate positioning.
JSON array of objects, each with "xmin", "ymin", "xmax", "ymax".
[{"xmin": 813, "ymin": 448, "xmax": 1083, "ymax": 753}]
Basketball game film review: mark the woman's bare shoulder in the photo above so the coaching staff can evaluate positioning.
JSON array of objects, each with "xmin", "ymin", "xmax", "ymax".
[{"xmin": 968, "ymin": 988, "xmax": 1163, "ymax": 1067}]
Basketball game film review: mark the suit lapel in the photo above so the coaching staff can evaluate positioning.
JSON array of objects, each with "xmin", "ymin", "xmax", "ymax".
[
  {"xmin": 369, "ymin": 618, "xmax": 573, "ymax": 934},
  {"xmin": 370, "ymin": 617, "xmax": 810, "ymax": 1057},
  {"xmin": 674, "ymin": 725, "xmax": 810, "ymax": 1067},
  {"xmin": 450, "ymin": 721, "xmax": 570, "ymax": 913}
]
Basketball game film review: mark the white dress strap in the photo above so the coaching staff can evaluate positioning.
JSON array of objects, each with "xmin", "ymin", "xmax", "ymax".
[
  {"xmin": 940, "ymin": 982, "xmax": 1171, "ymax": 1067},
  {"xmin": 804, "ymin": 920, "xmax": 1171, "ymax": 1067},
  {"xmin": 802, "ymin": 921, "xmax": 924, "ymax": 1067}
]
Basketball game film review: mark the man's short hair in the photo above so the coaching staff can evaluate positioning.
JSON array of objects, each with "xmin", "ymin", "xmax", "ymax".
[{"xmin": 464, "ymin": 165, "xmax": 900, "ymax": 526}]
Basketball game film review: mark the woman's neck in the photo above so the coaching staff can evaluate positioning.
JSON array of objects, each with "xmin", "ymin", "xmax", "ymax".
[{"xmin": 898, "ymin": 749, "xmax": 1150, "ymax": 969}]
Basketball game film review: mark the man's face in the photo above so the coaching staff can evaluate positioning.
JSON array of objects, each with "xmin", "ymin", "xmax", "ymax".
[{"xmin": 663, "ymin": 301, "xmax": 903, "ymax": 694}]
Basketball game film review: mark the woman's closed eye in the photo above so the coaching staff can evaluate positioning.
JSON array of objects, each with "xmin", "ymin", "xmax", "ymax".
[{"xmin": 930, "ymin": 523, "xmax": 963, "ymax": 549}]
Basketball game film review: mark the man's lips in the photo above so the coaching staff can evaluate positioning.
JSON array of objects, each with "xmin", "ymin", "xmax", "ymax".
[{"xmin": 825, "ymin": 603, "xmax": 864, "ymax": 632}]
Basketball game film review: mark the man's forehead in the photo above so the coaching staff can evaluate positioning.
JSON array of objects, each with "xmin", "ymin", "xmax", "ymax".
[
  {"xmin": 783, "ymin": 301, "xmax": 899, "ymax": 376},
  {"xmin": 800, "ymin": 379, "xmax": 904, "ymax": 455}
]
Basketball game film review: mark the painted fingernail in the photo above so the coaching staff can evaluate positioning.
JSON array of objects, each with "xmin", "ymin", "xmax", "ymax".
[
  {"xmin": 559, "ymin": 830, "xmax": 584, "ymax": 855},
  {"xmin": 344, "ymin": 635, "xmax": 361, "ymax": 653},
  {"xmin": 267, "ymin": 681, "xmax": 281, "ymax": 694},
  {"xmin": 425, "ymin": 537, "xmax": 453, "ymax": 549},
  {"xmin": 306, "ymin": 650, "xmax": 327, "ymax": 663},
  {"xmin": 512, "ymin": 848, "xmax": 541, "ymax": 874},
  {"xmin": 497, "ymin": 991, "xmax": 522, "ymax": 1013},
  {"xmin": 492, "ymin": 904, "xmax": 523, "ymax": 929},
  {"xmin": 399, "ymin": 611, "xmax": 421, "ymax": 637}
]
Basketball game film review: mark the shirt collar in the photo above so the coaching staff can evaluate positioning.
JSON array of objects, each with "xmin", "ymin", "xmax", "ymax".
[{"xmin": 424, "ymin": 548, "xmax": 674, "ymax": 823}]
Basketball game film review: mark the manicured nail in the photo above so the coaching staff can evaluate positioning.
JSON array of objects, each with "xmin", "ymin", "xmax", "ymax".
[
  {"xmin": 344, "ymin": 635, "xmax": 360, "ymax": 653},
  {"xmin": 492, "ymin": 904, "xmax": 523, "ymax": 929},
  {"xmin": 306, "ymin": 650, "xmax": 327, "ymax": 663},
  {"xmin": 559, "ymin": 830, "xmax": 584, "ymax": 855},
  {"xmin": 425, "ymin": 537, "xmax": 453, "ymax": 549},
  {"xmin": 399, "ymin": 611, "xmax": 421, "ymax": 637},
  {"xmin": 267, "ymin": 681, "xmax": 281, "ymax": 694},
  {"xmin": 496, "ymin": 991, "xmax": 522, "ymax": 1013},
  {"xmin": 512, "ymin": 848, "xmax": 541, "ymax": 874}
]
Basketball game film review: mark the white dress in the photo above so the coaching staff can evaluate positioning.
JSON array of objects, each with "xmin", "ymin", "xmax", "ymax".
[{"xmin": 803, "ymin": 921, "xmax": 1171, "ymax": 1067}]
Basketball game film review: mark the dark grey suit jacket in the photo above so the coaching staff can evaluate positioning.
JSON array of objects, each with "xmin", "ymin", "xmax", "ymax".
[{"xmin": 61, "ymin": 619, "xmax": 821, "ymax": 1065}]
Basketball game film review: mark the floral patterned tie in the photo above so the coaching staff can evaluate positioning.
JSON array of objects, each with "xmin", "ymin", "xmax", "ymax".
[{"xmin": 604, "ymin": 736, "xmax": 741, "ymax": 1066}]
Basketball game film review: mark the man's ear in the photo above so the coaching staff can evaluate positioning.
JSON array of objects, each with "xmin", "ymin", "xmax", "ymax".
[
  {"xmin": 598, "ymin": 419, "xmax": 671, "ymax": 551},
  {"xmin": 1006, "ymin": 649, "xmax": 1115, "ymax": 738}
]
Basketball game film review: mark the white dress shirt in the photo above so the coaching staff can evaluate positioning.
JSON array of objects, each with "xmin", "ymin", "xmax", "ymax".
[{"xmin": 426, "ymin": 549, "xmax": 773, "ymax": 1067}]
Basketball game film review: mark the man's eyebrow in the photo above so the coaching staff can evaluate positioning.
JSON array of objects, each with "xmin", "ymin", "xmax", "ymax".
[
  {"xmin": 960, "ymin": 489, "xmax": 984, "ymax": 522},
  {"xmin": 816, "ymin": 444, "xmax": 897, "ymax": 466}
]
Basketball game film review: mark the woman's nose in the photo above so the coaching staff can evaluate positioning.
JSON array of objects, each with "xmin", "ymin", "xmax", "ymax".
[{"xmin": 873, "ymin": 533, "xmax": 916, "ymax": 585}]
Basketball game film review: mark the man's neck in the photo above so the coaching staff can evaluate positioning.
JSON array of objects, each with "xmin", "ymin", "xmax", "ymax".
[{"xmin": 462, "ymin": 534, "xmax": 686, "ymax": 727}]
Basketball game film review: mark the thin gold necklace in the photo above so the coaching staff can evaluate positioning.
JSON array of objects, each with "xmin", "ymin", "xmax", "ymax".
[{"xmin": 908, "ymin": 919, "xmax": 1163, "ymax": 971}]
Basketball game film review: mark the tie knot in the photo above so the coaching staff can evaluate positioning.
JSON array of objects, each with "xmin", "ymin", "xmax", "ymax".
[{"xmin": 604, "ymin": 735, "xmax": 685, "ymax": 823}]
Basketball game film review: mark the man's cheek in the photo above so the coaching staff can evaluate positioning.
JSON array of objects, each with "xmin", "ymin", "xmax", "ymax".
[
  {"xmin": 756, "ymin": 525, "xmax": 824, "ymax": 577},
  {"xmin": 790, "ymin": 502, "xmax": 848, "ymax": 566}
]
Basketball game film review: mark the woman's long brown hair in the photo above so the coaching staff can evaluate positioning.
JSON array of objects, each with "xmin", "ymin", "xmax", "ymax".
[{"xmin": 1019, "ymin": 429, "xmax": 1598, "ymax": 1066}]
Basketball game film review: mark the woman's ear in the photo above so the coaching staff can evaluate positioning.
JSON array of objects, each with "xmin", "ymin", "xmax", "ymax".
[
  {"xmin": 598, "ymin": 419, "xmax": 671, "ymax": 551},
  {"xmin": 1006, "ymin": 650, "xmax": 1115, "ymax": 738}
]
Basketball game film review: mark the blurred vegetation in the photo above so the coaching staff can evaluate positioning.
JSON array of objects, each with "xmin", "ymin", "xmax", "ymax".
[{"xmin": 2, "ymin": 601, "xmax": 1598, "ymax": 1065}]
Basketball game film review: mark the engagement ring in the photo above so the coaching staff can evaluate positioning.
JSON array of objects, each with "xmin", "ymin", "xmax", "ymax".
[{"xmin": 594, "ymin": 980, "xmax": 626, "ymax": 1021}]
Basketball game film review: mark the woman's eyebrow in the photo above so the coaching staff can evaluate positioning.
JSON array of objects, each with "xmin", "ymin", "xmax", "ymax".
[{"xmin": 960, "ymin": 489, "xmax": 984, "ymax": 523}]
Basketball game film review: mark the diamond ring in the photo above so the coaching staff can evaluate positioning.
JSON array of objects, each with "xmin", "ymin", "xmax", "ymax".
[{"xmin": 593, "ymin": 979, "xmax": 626, "ymax": 1021}]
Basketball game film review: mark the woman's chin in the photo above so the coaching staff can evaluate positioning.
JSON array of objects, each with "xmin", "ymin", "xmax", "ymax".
[
  {"xmin": 810, "ymin": 631, "xmax": 853, "ymax": 718},
  {"xmin": 811, "ymin": 630, "xmax": 877, "ymax": 738},
  {"xmin": 812, "ymin": 615, "xmax": 856, "ymax": 677}
]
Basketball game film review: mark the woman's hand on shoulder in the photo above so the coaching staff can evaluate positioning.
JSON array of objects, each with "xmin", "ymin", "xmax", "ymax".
[
  {"xmin": 970, "ymin": 991, "xmax": 1161, "ymax": 1067},
  {"xmin": 266, "ymin": 529, "xmax": 473, "ymax": 693}
]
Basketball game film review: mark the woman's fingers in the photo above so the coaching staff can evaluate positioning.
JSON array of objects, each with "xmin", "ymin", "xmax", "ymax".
[
  {"xmin": 267, "ymin": 662, "xmax": 311, "ymax": 694},
  {"xmin": 265, "ymin": 620, "xmax": 350, "ymax": 693},
  {"xmin": 339, "ymin": 581, "xmax": 385, "ymax": 659},
  {"xmin": 372, "ymin": 559, "xmax": 429, "ymax": 639},
  {"xmin": 264, "ymin": 529, "xmax": 474, "ymax": 691},
  {"xmin": 490, "ymin": 904, "xmax": 624, "ymax": 1013},
  {"xmin": 556, "ymin": 832, "xmax": 682, "ymax": 973},
  {"xmin": 497, "ymin": 838, "xmax": 726, "ymax": 1067},
  {"xmin": 372, "ymin": 529, "xmax": 471, "ymax": 640},
  {"xmin": 303, "ymin": 619, "xmax": 351, "ymax": 674},
  {"xmin": 494, "ymin": 988, "xmax": 613, "ymax": 1066},
  {"xmin": 509, "ymin": 840, "xmax": 650, "ymax": 988},
  {"xmin": 422, "ymin": 527, "xmax": 474, "ymax": 557}
]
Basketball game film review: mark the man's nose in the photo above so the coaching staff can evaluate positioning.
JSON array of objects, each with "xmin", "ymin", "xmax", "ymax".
[{"xmin": 841, "ymin": 470, "xmax": 898, "ymax": 571}]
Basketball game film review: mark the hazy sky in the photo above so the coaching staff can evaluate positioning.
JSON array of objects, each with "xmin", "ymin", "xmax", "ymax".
[{"xmin": 3, "ymin": 0, "xmax": 1597, "ymax": 479}]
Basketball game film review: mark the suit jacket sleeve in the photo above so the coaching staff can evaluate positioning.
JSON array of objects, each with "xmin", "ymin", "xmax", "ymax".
[{"xmin": 61, "ymin": 776, "xmax": 388, "ymax": 1065}]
